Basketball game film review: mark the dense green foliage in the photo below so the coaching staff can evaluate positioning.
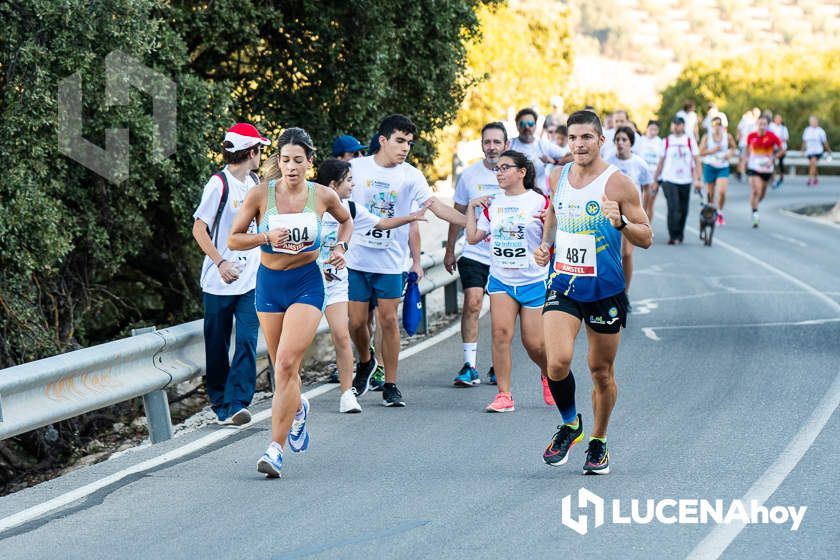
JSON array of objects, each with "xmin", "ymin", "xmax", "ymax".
[
  {"xmin": 0, "ymin": 0, "xmax": 493, "ymax": 367},
  {"xmin": 657, "ymin": 49, "xmax": 840, "ymax": 143}
]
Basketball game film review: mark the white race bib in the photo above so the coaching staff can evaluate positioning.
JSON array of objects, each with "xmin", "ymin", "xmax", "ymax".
[
  {"xmin": 752, "ymin": 155, "xmax": 773, "ymax": 172},
  {"xmin": 268, "ymin": 213, "xmax": 318, "ymax": 254},
  {"xmin": 491, "ymin": 236, "xmax": 528, "ymax": 268},
  {"xmin": 553, "ymin": 230, "xmax": 597, "ymax": 277},
  {"xmin": 355, "ymin": 227, "xmax": 393, "ymax": 249}
]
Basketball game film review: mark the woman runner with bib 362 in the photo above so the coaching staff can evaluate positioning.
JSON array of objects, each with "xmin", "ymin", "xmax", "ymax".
[
  {"xmin": 229, "ymin": 128, "xmax": 352, "ymax": 478},
  {"xmin": 466, "ymin": 150, "xmax": 552, "ymax": 413}
]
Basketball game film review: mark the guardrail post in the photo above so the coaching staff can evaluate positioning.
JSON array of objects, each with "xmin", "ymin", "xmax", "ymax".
[
  {"xmin": 417, "ymin": 294, "xmax": 428, "ymax": 335},
  {"xmin": 444, "ymin": 280, "xmax": 459, "ymax": 314},
  {"xmin": 132, "ymin": 326, "xmax": 174, "ymax": 444}
]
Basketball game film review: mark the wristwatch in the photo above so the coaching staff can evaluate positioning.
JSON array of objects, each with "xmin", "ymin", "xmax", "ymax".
[
  {"xmin": 335, "ymin": 241, "xmax": 349, "ymax": 252},
  {"xmin": 616, "ymin": 215, "xmax": 629, "ymax": 230}
]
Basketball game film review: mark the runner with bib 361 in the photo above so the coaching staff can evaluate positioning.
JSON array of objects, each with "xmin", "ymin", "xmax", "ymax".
[{"xmin": 535, "ymin": 111, "xmax": 652, "ymax": 475}]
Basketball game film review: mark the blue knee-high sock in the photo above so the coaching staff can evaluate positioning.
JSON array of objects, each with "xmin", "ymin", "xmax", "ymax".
[{"xmin": 547, "ymin": 371, "xmax": 577, "ymax": 424}]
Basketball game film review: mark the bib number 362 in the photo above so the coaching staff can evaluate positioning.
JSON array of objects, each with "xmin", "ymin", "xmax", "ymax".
[{"xmin": 554, "ymin": 230, "xmax": 597, "ymax": 276}]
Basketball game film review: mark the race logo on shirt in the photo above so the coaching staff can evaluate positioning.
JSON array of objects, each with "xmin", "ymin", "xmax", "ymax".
[
  {"xmin": 368, "ymin": 189, "xmax": 398, "ymax": 218},
  {"xmin": 585, "ymin": 201, "xmax": 600, "ymax": 216}
]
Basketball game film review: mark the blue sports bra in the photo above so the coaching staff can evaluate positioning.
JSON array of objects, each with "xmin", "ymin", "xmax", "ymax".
[{"xmin": 259, "ymin": 180, "xmax": 322, "ymax": 254}]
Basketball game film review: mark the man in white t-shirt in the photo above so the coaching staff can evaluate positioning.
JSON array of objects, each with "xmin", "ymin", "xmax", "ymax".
[
  {"xmin": 347, "ymin": 114, "xmax": 466, "ymax": 407},
  {"xmin": 444, "ymin": 122, "xmax": 506, "ymax": 387},
  {"xmin": 653, "ymin": 116, "xmax": 702, "ymax": 245},
  {"xmin": 192, "ymin": 123, "xmax": 269, "ymax": 425},
  {"xmin": 801, "ymin": 115, "xmax": 833, "ymax": 186},
  {"xmin": 509, "ymin": 107, "xmax": 569, "ymax": 191},
  {"xmin": 601, "ymin": 110, "xmax": 629, "ymax": 160},
  {"xmin": 675, "ymin": 101, "xmax": 699, "ymax": 143}
]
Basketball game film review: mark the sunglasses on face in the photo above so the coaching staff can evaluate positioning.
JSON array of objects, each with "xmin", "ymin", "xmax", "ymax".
[
  {"xmin": 519, "ymin": 120, "xmax": 535, "ymax": 128},
  {"xmin": 492, "ymin": 164, "xmax": 520, "ymax": 173}
]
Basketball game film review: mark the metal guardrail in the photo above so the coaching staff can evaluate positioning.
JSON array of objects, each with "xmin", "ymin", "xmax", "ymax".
[{"xmin": 0, "ymin": 248, "xmax": 461, "ymax": 443}]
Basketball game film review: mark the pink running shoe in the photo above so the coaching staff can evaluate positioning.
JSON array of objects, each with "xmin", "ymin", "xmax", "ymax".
[
  {"xmin": 541, "ymin": 376, "xmax": 555, "ymax": 406},
  {"xmin": 485, "ymin": 392, "xmax": 515, "ymax": 413},
  {"xmin": 716, "ymin": 212, "xmax": 725, "ymax": 226}
]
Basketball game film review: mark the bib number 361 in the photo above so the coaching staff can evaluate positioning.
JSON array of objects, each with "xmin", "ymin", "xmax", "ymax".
[{"xmin": 356, "ymin": 227, "xmax": 392, "ymax": 249}]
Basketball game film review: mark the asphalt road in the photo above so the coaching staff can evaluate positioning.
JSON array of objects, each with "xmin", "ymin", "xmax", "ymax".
[{"xmin": 1, "ymin": 176, "xmax": 838, "ymax": 559}]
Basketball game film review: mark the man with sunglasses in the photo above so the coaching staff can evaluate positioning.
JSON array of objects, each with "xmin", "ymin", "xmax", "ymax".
[
  {"xmin": 331, "ymin": 134, "xmax": 368, "ymax": 161},
  {"xmin": 510, "ymin": 108, "xmax": 570, "ymax": 191}
]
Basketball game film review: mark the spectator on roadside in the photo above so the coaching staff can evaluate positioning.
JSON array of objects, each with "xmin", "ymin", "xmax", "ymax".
[
  {"xmin": 191, "ymin": 123, "xmax": 269, "ymax": 425},
  {"xmin": 331, "ymin": 135, "xmax": 368, "ymax": 161}
]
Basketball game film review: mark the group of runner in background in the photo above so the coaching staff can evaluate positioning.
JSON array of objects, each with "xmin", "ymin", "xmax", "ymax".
[{"xmin": 192, "ymin": 100, "xmax": 832, "ymax": 479}]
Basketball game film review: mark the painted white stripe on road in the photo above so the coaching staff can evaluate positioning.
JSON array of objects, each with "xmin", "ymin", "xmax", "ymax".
[
  {"xmin": 687, "ymin": 369, "xmax": 840, "ymax": 559},
  {"xmin": 641, "ymin": 328, "xmax": 660, "ymax": 341},
  {"xmin": 770, "ymin": 233, "xmax": 807, "ymax": 247},
  {"xmin": 647, "ymin": 317, "xmax": 840, "ymax": 331},
  {"xmin": 0, "ymin": 300, "xmax": 488, "ymax": 534}
]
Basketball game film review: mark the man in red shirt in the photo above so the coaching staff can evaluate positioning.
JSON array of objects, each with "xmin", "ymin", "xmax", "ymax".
[{"xmin": 745, "ymin": 116, "xmax": 785, "ymax": 228}]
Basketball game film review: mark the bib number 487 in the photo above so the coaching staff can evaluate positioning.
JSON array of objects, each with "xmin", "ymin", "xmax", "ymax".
[{"xmin": 565, "ymin": 247, "xmax": 587, "ymax": 264}]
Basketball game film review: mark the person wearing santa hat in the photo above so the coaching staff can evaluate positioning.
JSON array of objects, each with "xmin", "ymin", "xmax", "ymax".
[{"xmin": 192, "ymin": 123, "xmax": 270, "ymax": 426}]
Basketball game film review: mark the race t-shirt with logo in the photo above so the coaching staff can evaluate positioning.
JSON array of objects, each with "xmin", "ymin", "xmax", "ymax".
[
  {"xmin": 660, "ymin": 134, "xmax": 698, "ymax": 184},
  {"xmin": 453, "ymin": 160, "xmax": 500, "ymax": 266},
  {"xmin": 746, "ymin": 131, "xmax": 782, "ymax": 173},
  {"xmin": 509, "ymin": 136, "xmax": 566, "ymax": 192},
  {"xmin": 802, "ymin": 126, "xmax": 828, "ymax": 156},
  {"xmin": 548, "ymin": 163, "xmax": 625, "ymax": 302},
  {"xmin": 702, "ymin": 131, "xmax": 730, "ymax": 169},
  {"xmin": 321, "ymin": 199, "xmax": 379, "ymax": 284},
  {"xmin": 193, "ymin": 167, "xmax": 259, "ymax": 296},
  {"xmin": 346, "ymin": 155, "xmax": 431, "ymax": 274},
  {"xmin": 605, "ymin": 153, "xmax": 652, "ymax": 200},
  {"xmin": 633, "ymin": 135, "xmax": 664, "ymax": 175},
  {"xmin": 475, "ymin": 189, "xmax": 549, "ymax": 287}
]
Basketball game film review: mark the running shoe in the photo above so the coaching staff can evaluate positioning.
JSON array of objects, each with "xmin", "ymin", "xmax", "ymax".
[
  {"xmin": 583, "ymin": 439, "xmax": 610, "ymax": 475},
  {"xmin": 772, "ymin": 177, "xmax": 782, "ymax": 189},
  {"xmin": 541, "ymin": 376, "xmax": 555, "ymax": 405},
  {"xmin": 229, "ymin": 406, "xmax": 252, "ymax": 426},
  {"xmin": 485, "ymin": 392, "xmax": 515, "ymax": 413},
  {"xmin": 257, "ymin": 442, "xmax": 283, "ymax": 478},
  {"xmin": 752, "ymin": 211, "xmax": 760, "ymax": 228},
  {"xmin": 339, "ymin": 389, "xmax": 362, "ymax": 413},
  {"xmin": 487, "ymin": 366, "xmax": 497, "ymax": 385},
  {"xmin": 543, "ymin": 414, "xmax": 584, "ymax": 466},
  {"xmin": 352, "ymin": 357, "xmax": 378, "ymax": 397},
  {"xmin": 369, "ymin": 364, "xmax": 385, "ymax": 392},
  {"xmin": 454, "ymin": 363, "xmax": 480, "ymax": 387},
  {"xmin": 382, "ymin": 383, "xmax": 406, "ymax": 407},
  {"xmin": 717, "ymin": 212, "xmax": 725, "ymax": 226},
  {"xmin": 287, "ymin": 395, "xmax": 310, "ymax": 453}
]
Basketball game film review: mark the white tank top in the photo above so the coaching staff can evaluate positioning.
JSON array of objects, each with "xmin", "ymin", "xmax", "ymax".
[{"xmin": 703, "ymin": 132, "xmax": 729, "ymax": 168}]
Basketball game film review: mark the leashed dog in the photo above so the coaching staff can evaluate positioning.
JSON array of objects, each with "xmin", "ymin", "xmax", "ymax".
[{"xmin": 698, "ymin": 198, "xmax": 718, "ymax": 247}]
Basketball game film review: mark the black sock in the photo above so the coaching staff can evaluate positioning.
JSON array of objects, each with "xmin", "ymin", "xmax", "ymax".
[{"xmin": 547, "ymin": 371, "xmax": 577, "ymax": 424}]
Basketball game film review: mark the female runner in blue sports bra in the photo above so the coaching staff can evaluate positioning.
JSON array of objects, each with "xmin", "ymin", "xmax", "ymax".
[{"xmin": 229, "ymin": 127, "xmax": 352, "ymax": 478}]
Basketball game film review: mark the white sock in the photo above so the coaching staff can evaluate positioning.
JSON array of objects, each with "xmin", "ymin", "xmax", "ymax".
[{"xmin": 463, "ymin": 342, "xmax": 477, "ymax": 368}]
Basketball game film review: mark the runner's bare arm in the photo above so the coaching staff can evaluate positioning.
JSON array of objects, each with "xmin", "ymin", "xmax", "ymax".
[
  {"xmin": 424, "ymin": 196, "xmax": 467, "ymax": 226},
  {"xmin": 228, "ymin": 185, "xmax": 281, "ymax": 250},
  {"xmin": 465, "ymin": 196, "xmax": 490, "ymax": 244},
  {"xmin": 320, "ymin": 186, "xmax": 352, "ymax": 268},
  {"xmin": 444, "ymin": 202, "xmax": 468, "ymax": 273},
  {"xmin": 603, "ymin": 173, "xmax": 652, "ymax": 249},
  {"xmin": 652, "ymin": 155, "xmax": 665, "ymax": 183},
  {"xmin": 534, "ymin": 201, "xmax": 557, "ymax": 267}
]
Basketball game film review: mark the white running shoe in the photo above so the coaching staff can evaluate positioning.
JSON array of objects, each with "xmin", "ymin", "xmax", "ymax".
[
  {"xmin": 339, "ymin": 389, "xmax": 362, "ymax": 413},
  {"xmin": 229, "ymin": 407, "xmax": 252, "ymax": 426},
  {"xmin": 287, "ymin": 395, "xmax": 310, "ymax": 453}
]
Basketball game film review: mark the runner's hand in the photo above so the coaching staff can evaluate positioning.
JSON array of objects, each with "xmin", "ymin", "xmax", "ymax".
[
  {"xmin": 601, "ymin": 194, "xmax": 622, "ymax": 228},
  {"xmin": 267, "ymin": 227, "xmax": 289, "ymax": 249},
  {"xmin": 411, "ymin": 260, "xmax": 424, "ymax": 281},
  {"xmin": 468, "ymin": 195, "xmax": 493, "ymax": 209},
  {"xmin": 408, "ymin": 207, "xmax": 429, "ymax": 222},
  {"xmin": 444, "ymin": 250, "xmax": 457, "ymax": 274},
  {"xmin": 534, "ymin": 242, "xmax": 551, "ymax": 267},
  {"xmin": 218, "ymin": 260, "xmax": 239, "ymax": 284},
  {"xmin": 327, "ymin": 246, "xmax": 346, "ymax": 270}
]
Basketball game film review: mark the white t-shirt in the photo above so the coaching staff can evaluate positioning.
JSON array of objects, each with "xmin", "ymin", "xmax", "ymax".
[
  {"xmin": 600, "ymin": 128, "xmax": 617, "ymax": 160},
  {"xmin": 660, "ymin": 134, "xmax": 698, "ymax": 184},
  {"xmin": 509, "ymin": 137, "xmax": 566, "ymax": 190},
  {"xmin": 454, "ymin": 160, "xmax": 500, "ymax": 265},
  {"xmin": 633, "ymin": 135, "xmax": 664, "ymax": 175},
  {"xmin": 676, "ymin": 110, "xmax": 699, "ymax": 141},
  {"xmin": 193, "ymin": 167, "xmax": 260, "ymax": 296},
  {"xmin": 802, "ymin": 126, "xmax": 828, "ymax": 156},
  {"xmin": 476, "ymin": 189, "xmax": 549, "ymax": 286},
  {"xmin": 737, "ymin": 118, "xmax": 756, "ymax": 148},
  {"xmin": 321, "ymin": 199, "xmax": 380, "ymax": 284},
  {"xmin": 606, "ymin": 154, "xmax": 652, "ymax": 199},
  {"xmin": 768, "ymin": 123, "xmax": 789, "ymax": 149},
  {"xmin": 346, "ymin": 156, "xmax": 431, "ymax": 274}
]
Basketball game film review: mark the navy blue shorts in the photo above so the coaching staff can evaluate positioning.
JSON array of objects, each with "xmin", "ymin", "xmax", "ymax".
[{"xmin": 255, "ymin": 261, "xmax": 325, "ymax": 313}]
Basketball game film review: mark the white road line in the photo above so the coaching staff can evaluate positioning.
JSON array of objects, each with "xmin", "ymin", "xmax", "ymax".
[
  {"xmin": 770, "ymin": 233, "xmax": 807, "ymax": 247},
  {"xmin": 0, "ymin": 300, "xmax": 488, "ymax": 535},
  {"xmin": 687, "ymin": 369, "xmax": 840, "ymax": 559},
  {"xmin": 656, "ymin": 213, "xmax": 840, "ymax": 558},
  {"xmin": 645, "ymin": 317, "xmax": 840, "ymax": 331},
  {"xmin": 641, "ymin": 328, "xmax": 660, "ymax": 341}
]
